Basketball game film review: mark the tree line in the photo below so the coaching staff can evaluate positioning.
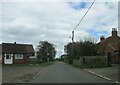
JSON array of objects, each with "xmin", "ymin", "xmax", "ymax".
[
  {"xmin": 36, "ymin": 37, "xmax": 98, "ymax": 62},
  {"xmin": 64, "ymin": 37, "xmax": 97, "ymax": 59}
]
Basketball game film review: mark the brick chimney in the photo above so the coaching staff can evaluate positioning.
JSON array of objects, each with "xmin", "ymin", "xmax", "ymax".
[
  {"xmin": 100, "ymin": 35, "xmax": 105, "ymax": 41},
  {"xmin": 112, "ymin": 28, "xmax": 117, "ymax": 37}
]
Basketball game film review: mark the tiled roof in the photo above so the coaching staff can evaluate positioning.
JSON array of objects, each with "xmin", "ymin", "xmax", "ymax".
[
  {"xmin": 97, "ymin": 36, "xmax": 120, "ymax": 44},
  {"xmin": 1, "ymin": 43, "xmax": 35, "ymax": 54},
  {"xmin": 97, "ymin": 36, "xmax": 111, "ymax": 45},
  {"xmin": 97, "ymin": 35, "xmax": 120, "ymax": 50}
]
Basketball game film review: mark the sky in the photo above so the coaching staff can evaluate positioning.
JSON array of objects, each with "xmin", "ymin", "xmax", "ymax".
[{"xmin": 0, "ymin": 0, "xmax": 119, "ymax": 58}]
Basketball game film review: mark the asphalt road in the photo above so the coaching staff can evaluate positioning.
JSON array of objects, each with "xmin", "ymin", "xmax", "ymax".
[{"xmin": 30, "ymin": 61, "xmax": 113, "ymax": 83}]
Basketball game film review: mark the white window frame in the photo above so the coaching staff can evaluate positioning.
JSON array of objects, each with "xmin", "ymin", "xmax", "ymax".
[
  {"xmin": 5, "ymin": 54, "xmax": 13, "ymax": 59},
  {"xmin": 29, "ymin": 56, "xmax": 36, "ymax": 58},
  {"xmin": 15, "ymin": 54, "xmax": 23, "ymax": 59}
]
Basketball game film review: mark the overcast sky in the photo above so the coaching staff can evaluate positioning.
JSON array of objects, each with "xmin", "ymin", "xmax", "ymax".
[{"xmin": 1, "ymin": 0, "xmax": 119, "ymax": 58}]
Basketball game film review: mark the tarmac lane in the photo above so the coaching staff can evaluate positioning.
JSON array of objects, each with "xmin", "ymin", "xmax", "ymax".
[{"xmin": 30, "ymin": 62, "xmax": 114, "ymax": 83}]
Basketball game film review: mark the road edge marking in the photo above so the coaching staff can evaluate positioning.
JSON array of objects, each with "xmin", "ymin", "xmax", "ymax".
[
  {"xmin": 32, "ymin": 64, "xmax": 54, "ymax": 80},
  {"xmin": 84, "ymin": 69, "xmax": 120, "ymax": 84},
  {"xmin": 32, "ymin": 66, "xmax": 48, "ymax": 79}
]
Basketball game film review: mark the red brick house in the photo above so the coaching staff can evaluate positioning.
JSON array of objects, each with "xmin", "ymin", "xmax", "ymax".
[
  {"xmin": 96, "ymin": 28, "xmax": 120, "ymax": 63},
  {"xmin": 0, "ymin": 42, "xmax": 35, "ymax": 64}
]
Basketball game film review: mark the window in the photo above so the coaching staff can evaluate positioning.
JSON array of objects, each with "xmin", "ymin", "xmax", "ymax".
[
  {"xmin": 15, "ymin": 54, "xmax": 23, "ymax": 59},
  {"xmin": 5, "ymin": 54, "xmax": 11, "ymax": 59},
  {"xmin": 6, "ymin": 55, "xmax": 10, "ymax": 59}
]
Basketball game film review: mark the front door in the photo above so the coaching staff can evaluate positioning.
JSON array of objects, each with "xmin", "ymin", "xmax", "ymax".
[{"xmin": 4, "ymin": 54, "xmax": 13, "ymax": 64}]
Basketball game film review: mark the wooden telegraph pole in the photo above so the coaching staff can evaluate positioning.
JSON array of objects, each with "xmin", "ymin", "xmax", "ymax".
[{"xmin": 70, "ymin": 31, "xmax": 74, "ymax": 64}]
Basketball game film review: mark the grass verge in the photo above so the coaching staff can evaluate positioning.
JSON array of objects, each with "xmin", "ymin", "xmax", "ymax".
[
  {"xmin": 72, "ymin": 64, "xmax": 107, "ymax": 69},
  {"xmin": 2, "ymin": 61, "xmax": 54, "ymax": 67}
]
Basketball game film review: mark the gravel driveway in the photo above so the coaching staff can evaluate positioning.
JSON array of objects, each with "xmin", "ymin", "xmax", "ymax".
[
  {"xmin": 85, "ymin": 64, "xmax": 119, "ymax": 83},
  {"xmin": 2, "ymin": 64, "xmax": 52, "ymax": 83}
]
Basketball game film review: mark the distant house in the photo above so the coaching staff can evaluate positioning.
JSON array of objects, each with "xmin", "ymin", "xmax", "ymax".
[
  {"xmin": 96, "ymin": 28, "xmax": 120, "ymax": 63},
  {"xmin": 0, "ymin": 42, "xmax": 35, "ymax": 64},
  {"xmin": 61, "ymin": 54, "xmax": 69, "ymax": 59}
]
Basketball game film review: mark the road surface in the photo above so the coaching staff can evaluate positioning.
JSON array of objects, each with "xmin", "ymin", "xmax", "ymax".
[{"xmin": 30, "ymin": 61, "xmax": 113, "ymax": 83}]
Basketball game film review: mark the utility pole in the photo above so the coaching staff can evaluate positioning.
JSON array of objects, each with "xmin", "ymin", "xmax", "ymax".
[
  {"xmin": 71, "ymin": 0, "xmax": 95, "ymax": 43},
  {"xmin": 72, "ymin": 31, "xmax": 74, "ymax": 42},
  {"xmin": 70, "ymin": 31, "xmax": 74, "ymax": 64},
  {"xmin": 68, "ymin": 0, "xmax": 95, "ymax": 64},
  {"xmin": 72, "ymin": 30, "xmax": 74, "ymax": 57}
]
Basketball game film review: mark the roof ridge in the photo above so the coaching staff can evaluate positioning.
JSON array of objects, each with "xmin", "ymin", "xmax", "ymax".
[{"xmin": 2, "ymin": 43, "xmax": 33, "ymax": 45}]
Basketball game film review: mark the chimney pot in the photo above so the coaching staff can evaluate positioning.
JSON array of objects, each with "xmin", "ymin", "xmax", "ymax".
[
  {"xmin": 100, "ymin": 36, "xmax": 105, "ymax": 41},
  {"xmin": 112, "ymin": 28, "xmax": 117, "ymax": 37}
]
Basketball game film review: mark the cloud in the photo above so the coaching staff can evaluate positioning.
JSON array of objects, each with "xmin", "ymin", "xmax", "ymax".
[
  {"xmin": 1, "ymin": 0, "xmax": 120, "ymax": 2},
  {"xmin": 68, "ymin": 2, "xmax": 92, "ymax": 10},
  {"xmin": 1, "ymin": 1, "xmax": 118, "ymax": 57}
]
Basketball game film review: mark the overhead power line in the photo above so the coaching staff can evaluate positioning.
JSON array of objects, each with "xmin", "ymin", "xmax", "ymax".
[{"xmin": 73, "ymin": 0, "xmax": 96, "ymax": 31}]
